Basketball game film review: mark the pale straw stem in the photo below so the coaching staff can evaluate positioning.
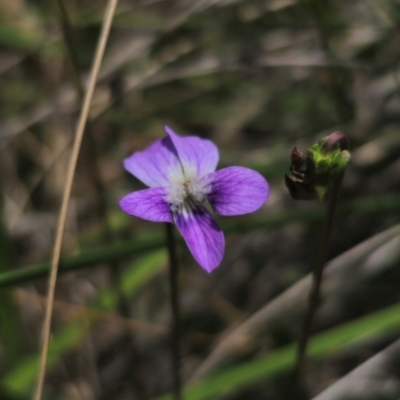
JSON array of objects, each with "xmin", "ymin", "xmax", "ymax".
[{"xmin": 33, "ymin": 1, "xmax": 119, "ymax": 399}]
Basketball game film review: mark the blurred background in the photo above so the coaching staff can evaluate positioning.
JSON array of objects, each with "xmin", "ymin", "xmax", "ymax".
[{"xmin": 0, "ymin": 0, "xmax": 400, "ymax": 399}]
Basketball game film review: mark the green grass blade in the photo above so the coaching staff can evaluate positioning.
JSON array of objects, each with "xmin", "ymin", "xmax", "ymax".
[
  {"xmin": 2, "ymin": 250, "xmax": 167, "ymax": 396},
  {"xmin": 154, "ymin": 302, "xmax": 400, "ymax": 400},
  {"xmin": 0, "ymin": 183, "xmax": 24, "ymax": 367},
  {"xmin": 94, "ymin": 249, "xmax": 167, "ymax": 311},
  {"xmin": 0, "ymin": 194, "xmax": 398, "ymax": 289},
  {"xmin": 0, "ymin": 234, "xmax": 164, "ymax": 289}
]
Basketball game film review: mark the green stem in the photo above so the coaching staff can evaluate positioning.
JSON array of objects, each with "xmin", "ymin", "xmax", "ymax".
[{"xmin": 165, "ymin": 223, "xmax": 182, "ymax": 400}]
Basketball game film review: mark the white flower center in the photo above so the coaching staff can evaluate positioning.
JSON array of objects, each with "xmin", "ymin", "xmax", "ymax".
[{"xmin": 166, "ymin": 167, "xmax": 212, "ymax": 214}]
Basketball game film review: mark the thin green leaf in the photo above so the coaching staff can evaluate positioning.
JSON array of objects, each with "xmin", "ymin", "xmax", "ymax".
[
  {"xmin": 2, "ymin": 250, "xmax": 167, "ymax": 396},
  {"xmin": 154, "ymin": 302, "xmax": 400, "ymax": 400},
  {"xmin": 0, "ymin": 194, "xmax": 398, "ymax": 289},
  {"xmin": 0, "ymin": 182, "xmax": 24, "ymax": 367}
]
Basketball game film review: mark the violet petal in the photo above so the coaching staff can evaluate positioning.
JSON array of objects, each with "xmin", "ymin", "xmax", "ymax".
[
  {"xmin": 207, "ymin": 166, "xmax": 269, "ymax": 216},
  {"xmin": 174, "ymin": 204, "xmax": 224, "ymax": 273},
  {"xmin": 165, "ymin": 126, "xmax": 219, "ymax": 178},
  {"xmin": 124, "ymin": 137, "xmax": 183, "ymax": 188},
  {"xmin": 119, "ymin": 187, "xmax": 172, "ymax": 222}
]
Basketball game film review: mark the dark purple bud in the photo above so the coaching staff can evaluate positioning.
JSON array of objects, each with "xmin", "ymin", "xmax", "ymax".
[{"xmin": 322, "ymin": 132, "xmax": 349, "ymax": 152}]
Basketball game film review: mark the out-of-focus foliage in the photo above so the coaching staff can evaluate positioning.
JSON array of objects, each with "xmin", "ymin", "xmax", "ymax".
[{"xmin": 0, "ymin": 0, "xmax": 399, "ymax": 399}]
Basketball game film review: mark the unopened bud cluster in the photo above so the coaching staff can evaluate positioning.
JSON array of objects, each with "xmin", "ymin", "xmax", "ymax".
[{"xmin": 285, "ymin": 132, "xmax": 350, "ymax": 202}]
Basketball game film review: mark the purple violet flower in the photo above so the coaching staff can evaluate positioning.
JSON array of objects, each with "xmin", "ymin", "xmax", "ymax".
[{"xmin": 119, "ymin": 126, "xmax": 269, "ymax": 273}]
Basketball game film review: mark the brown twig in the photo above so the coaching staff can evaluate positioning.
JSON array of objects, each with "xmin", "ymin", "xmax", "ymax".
[
  {"xmin": 51, "ymin": 0, "xmax": 130, "ymax": 318},
  {"xmin": 33, "ymin": 1, "xmax": 119, "ymax": 399}
]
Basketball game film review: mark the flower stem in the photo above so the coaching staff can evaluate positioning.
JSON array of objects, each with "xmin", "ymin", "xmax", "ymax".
[
  {"xmin": 165, "ymin": 223, "xmax": 182, "ymax": 400},
  {"xmin": 290, "ymin": 172, "xmax": 345, "ymax": 395}
]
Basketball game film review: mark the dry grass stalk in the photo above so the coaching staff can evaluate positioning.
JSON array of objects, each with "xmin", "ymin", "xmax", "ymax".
[{"xmin": 33, "ymin": 1, "xmax": 120, "ymax": 399}]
